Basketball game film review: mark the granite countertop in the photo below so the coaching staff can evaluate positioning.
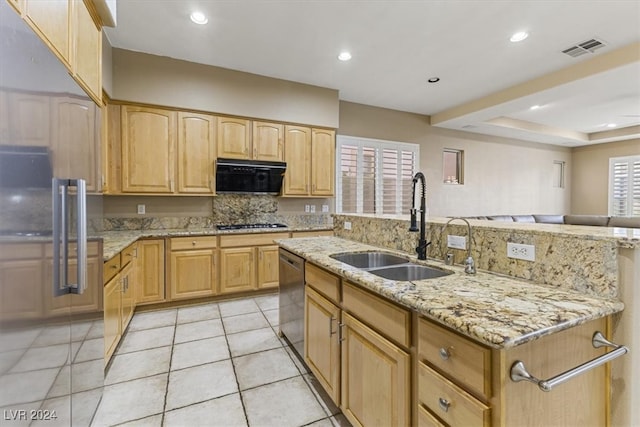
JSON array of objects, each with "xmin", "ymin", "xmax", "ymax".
[
  {"xmin": 276, "ymin": 236, "xmax": 624, "ymax": 350},
  {"xmin": 97, "ymin": 225, "xmax": 333, "ymax": 261}
]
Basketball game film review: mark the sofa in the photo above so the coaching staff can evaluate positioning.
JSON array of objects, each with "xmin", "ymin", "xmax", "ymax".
[{"xmin": 463, "ymin": 214, "xmax": 640, "ymax": 229}]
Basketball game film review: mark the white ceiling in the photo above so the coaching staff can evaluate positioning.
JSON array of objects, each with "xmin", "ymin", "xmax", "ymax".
[{"xmin": 104, "ymin": 0, "xmax": 640, "ymax": 147}]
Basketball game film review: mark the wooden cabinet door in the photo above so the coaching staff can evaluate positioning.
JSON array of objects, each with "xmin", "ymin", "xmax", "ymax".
[
  {"xmin": 0, "ymin": 259, "xmax": 43, "ymax": 321},
  {"xmin": 169, "ymin": 249, "xmax": 217, "ymax": 300},
  {"xmin": 24, "ymin": 0, "xmax": 70, "ymax": 66},
  {"xmin": 311, "ymin": 128, "xmax": 335, "ymax": 196},
  {"xmin": 103, "ymin": 273, "xmax": 122, "ymax": 361},
  {"xmin": 136, "ymin": 239, "xmax": 165, "ymax": 305},
  {"xmin": 257, "ymin": 245, "xmax": 279, "ymax": 289},
  {"xmin": 219, "ymin": 247, "xmax": 255, "ymax": 294},
  {"xmin": 120, "ymin": 261, "xmax": 135, "ymax": 328},
  {"xmin": 121, "ymin": 106, "xmax": 176, "ymax": 193},
  {"xmin": 253, "ymin": 121, "xmax": 283, "ymax": 161},
  {"xmin": 341, "ymin": 312, "xmax": 411, "ymax": 427},
  {"xmin": 8, "ymin": 93, "xmax": 50, "ymax": 147},
  {"xmin": 177, "ymin": 112, "xmax": 215, "ymax": 194},
  {"xmin": 45, "ymin": 255, "xmax": 101, "ymax": 316},
  {"xmin": 72, "ymin": 0, "xmax": 101, "ymax": 104},
  {"xmin": 305, "ymin": 286, "xmax": 341, "ymax": 403},
  {"xmin": 51, "ymin": 96, "xmax": 98, "ymax": 191},
  {"xmin": 283, "ymin": 125, "xmax": 311, "ymax": 196},
  {"xmin": 217, "ymin": 117, "xmax": 251, "ymax": 159}
]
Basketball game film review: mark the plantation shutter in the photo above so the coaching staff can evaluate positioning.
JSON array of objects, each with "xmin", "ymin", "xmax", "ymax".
[
  {"xmin": 609, "ymin": 156, "xmax": 640, "ymax": 217},
  {"xmin": 336, "ymin": 136, "xmax": 419, "ymax": 215}
]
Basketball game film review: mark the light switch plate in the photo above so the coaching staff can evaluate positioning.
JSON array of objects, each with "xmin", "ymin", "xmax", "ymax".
[
  {"xmin": 310, "ymin": 205, "xmax": 316, "ymax": 213},
  {"xmin": 137, "ymin": 204, "xmax": 145, "ymax": 215},
  {"xmin": 322, "ymin": 204, "xmax": 329, "ymax": 213},
  {"xmin": 447, "ymin": 235, "xmax": 466, "ymax": 250},
  {"xmin": 344, "ymin": 221, "xmax": 352, "ymax": 230}
]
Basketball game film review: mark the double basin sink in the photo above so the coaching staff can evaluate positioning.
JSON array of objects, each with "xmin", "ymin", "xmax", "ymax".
[{"xmin": 329, "ymin": 252, "xmax": 452, "ymax": 281}]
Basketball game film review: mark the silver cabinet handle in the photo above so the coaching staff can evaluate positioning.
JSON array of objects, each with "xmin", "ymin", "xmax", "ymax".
[
  {"xmin": 52, "ymin": 178, "xmax": 87, "ymax": 296},
  {"xmin": 439, "ymin": 347, "xmax": 451, "ymax": 360},
  {"xmin": 438, "ymin": 397, "xmax": 450, "ymax": 412},
  {"xmin": 329, "ymin": 317, "xmax": 337, "ymax": 336},
  {"xmin": 510, "ymin": 331, "xmax": 629, "ymax": 392}
]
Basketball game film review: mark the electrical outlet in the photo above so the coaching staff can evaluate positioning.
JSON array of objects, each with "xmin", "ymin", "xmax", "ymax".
[
  {"xmin": 304, "ymin": 205, "xmax": 310, "ymax": 213},
  {"xmin": 507, "ymin": 242, "xmax": 535, "ymax": 262},
  {"xmin": 310, "ymin": 205, "xmax": 316, "ymax": 213},
  {"xmin": 137, "ymin": 204, "xmax": 145, "ymax": 215},
  {"xmin": 322, "ymin": 204, "xmax": 329, "ymax": 213},
  {"xmin": 447, "ymin": 235, "xmax": 466, "ymax": 250},
  {"xmin": 344, "ymin": 221, "xmax": 352, "ymax": 230}
]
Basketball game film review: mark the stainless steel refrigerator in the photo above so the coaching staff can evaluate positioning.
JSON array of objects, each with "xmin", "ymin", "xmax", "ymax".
[{"xmin": 0, "ymin": 2, "xmax": 104, "ymax": 425}]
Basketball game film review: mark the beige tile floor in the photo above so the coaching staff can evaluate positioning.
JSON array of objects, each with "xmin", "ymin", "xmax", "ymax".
[{"xmin": 93, "ymin": 293, "xmax": 351, "ymax": 427}]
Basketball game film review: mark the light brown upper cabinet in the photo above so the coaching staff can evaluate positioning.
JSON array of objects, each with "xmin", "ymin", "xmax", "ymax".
[
  {"xmin": 311, "ymin": 128, "xmax": 335, "ymax": 196},
  {"xmin": 177, "ymin": 112, "xmax": 216, "ymax": 194},
  {"xmin": 73, "ymin": 0, "xmax": 102, "ymax": 104},
  {"xmin": 121, "ymin": 105, "xmax": 176, "ymax": 193},
  {"xmin": 283, "ymin": 125, "xmax": 311, "ymax": 195},
  {"xmin": 217, "ymin": 118, "xmax": 284, "ymax": 161},
  {"xmin": 50, "ymin": 96, "xmax": 100, "ymax": 192},
  {"xmin": 23, "ymin": 0, "xmax": 71, "ymax": 67},
  {"xmin": 6, "ymin": 92, "xmax": 50, "ymax": 147},
  {"xmin": 22, "ymin": 0, "xmax": 102, "ymax": 105},
  {"xmin": 252, "ymin": 121, "xmax": 284, "ymax": 161},
  {"xmin": 217, "ymin": 117, "xmax": 251, "ymax": 159},
  {"xmin": 283, "ymin": 126, "xmax": 335, "ymax": 197}
]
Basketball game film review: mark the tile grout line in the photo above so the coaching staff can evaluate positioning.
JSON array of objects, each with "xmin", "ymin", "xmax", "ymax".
[
  {"xmin": 159, "ymin": 309, "xmax": 178, "ymax": 426},
  {"xmin": 219, "ymin": 306, "xmax": 252, "ymax": 427}
]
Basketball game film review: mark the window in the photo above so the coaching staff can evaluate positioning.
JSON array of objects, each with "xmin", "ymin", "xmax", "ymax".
[
  {"xmin": 609, "ymin": 155, "xmax": 640, "ymax": 217},
  {"xmin": 336, "ymin": 135, "xmax": 419, "ymax": 215}
]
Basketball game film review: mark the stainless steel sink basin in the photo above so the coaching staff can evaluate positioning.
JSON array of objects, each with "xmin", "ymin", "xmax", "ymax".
[
  {"xmin": 330, "ymin": 252, "xmax": 409, "ymax": 269},
  {"xmin": 369, "ymin": 264, "xmax": 453, "ymax": 281}
]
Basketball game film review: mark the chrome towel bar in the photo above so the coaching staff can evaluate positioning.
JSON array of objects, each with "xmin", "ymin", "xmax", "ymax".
[{"xmin": 510, "ymin": 331, "xmax": 629, "ymax": 392}]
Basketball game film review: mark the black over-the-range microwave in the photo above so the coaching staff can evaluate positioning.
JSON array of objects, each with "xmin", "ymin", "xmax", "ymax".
[{"xmin": 215, "ymin": 158, "xmax": 287, "ymax": 195}]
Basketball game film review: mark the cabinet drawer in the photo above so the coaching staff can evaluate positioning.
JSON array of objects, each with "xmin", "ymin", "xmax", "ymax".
[
  {"xmin": 219, "ymin": 232, "xmax": 289, "ymax": 248},
  {"xmin": 103, "ymin": 254, "xmax": 121, "ymax": 284},
  {"xmin": 418, "ymin": 362, "xmax": 490, "ymax": 427},
  {"xmin": 121, "ymin": 242, "xmax": 137, "ymax": 267},
  {"xmin": 418, "ymin": 404, "xmax": 446, "ymax": 427},
  {"xmin": 418, "ymin": 317, "xmax": 491, "ymax": 399},
  {"xmin": 0, "ymin": 243, "xmax": 42, "ymax": 260},
  {"xmin": 171, "ymin": 236, "xmax": 217, "ymax": 251},
  {"xmin": 305, "ymin": 262, "xmax": 340, "ymax": 304},
  {"xmin": 342, "ymin": 281, "xmax": 410, "ymax": 348},
  {"xmin": 45, "ymin": 240, "xmax": 100, "ymax": 258}
]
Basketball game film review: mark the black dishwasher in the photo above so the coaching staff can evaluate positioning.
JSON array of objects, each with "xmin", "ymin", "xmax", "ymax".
[{"xmin": 278, "ymin": 248, "xmax": 305, "ymax": 360}]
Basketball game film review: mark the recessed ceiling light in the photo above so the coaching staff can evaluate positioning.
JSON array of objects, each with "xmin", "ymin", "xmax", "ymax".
[
  {"xmin": 190, "ymin": 11, "xmax": 208, "ymax": 25},
  {"xmin": 529, "ymin": 105, "xmax": 541, "ymax": 110},
  {"xmin": 337, "ymin": 51, "xmax": 352, "ymax": 61},
  {"xmin": 510, "ymin": 31, "xmax": 529, "ymax": 42},
  {"xmin": 606, "ymin": 123, "xmax": 617, "ymax": 128},
  {"xmin": 427, "ymin": 77, "xmax": 440, "ymax": 83}
]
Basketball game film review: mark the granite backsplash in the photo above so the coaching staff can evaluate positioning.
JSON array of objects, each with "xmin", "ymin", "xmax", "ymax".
[
  {"xmin": 102, "ymin": 194, "xmax": 333, "ymax": 231},
  {"xmin": 332, "ymin": 213, "xmax": 620, "ymax": 299}
]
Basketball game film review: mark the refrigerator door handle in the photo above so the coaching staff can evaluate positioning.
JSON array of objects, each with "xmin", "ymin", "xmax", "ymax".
[{"xmin": 52, "ymin": 178, "xmax": 87, "ymax": 296}]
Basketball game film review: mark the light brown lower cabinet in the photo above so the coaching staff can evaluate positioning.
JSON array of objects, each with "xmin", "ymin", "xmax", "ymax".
[
  {"xmin": 136, "ymin": 239, "xmax": 165, "ymax": 304},
  {"xmin": 301, "ymin": 261, "xmax": 612, "ymax": 427},
  {"xmin": 341, "ymin": 312, "xmax": 411, "ymax": 427},
  {"xmin": 168, "ymin": 236, "xmax": 217, "ymax": 300},
  {"xmin": 304, "ymin": 285, "xmax": 341, "ymax": 403},
  {"xmin": 103, "ymin": 242, "xmax": 138, "ymax": 364},
  {"xmin": 219, "ymin": 233, "xmax": 288, "ymax": 294}
]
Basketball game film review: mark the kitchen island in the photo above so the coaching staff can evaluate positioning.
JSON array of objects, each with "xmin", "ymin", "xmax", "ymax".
[{"xmin": 277, "ymin": 235, "xmax": 628, "ymax": 427}]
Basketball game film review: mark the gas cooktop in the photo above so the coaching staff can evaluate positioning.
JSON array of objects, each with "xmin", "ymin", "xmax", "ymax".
[{"xmin": 216, "ymin": 223, "xmax": 288, "ymax": 231}]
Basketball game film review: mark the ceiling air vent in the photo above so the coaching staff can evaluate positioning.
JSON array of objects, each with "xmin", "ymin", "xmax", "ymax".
[{"xmin": 562, "ymin": 38, "xmax": 607, "ymax": 58}]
